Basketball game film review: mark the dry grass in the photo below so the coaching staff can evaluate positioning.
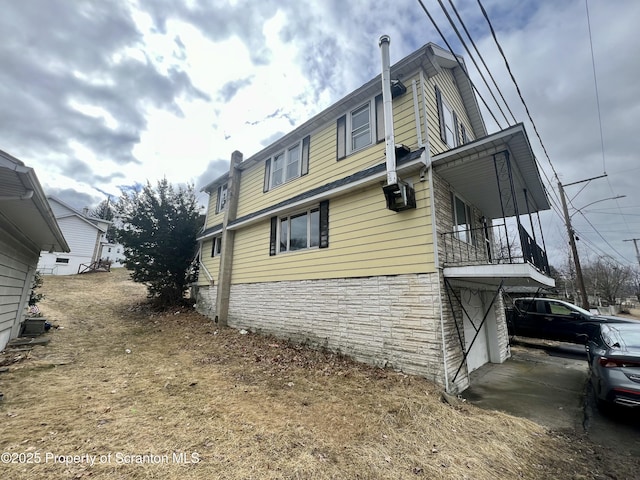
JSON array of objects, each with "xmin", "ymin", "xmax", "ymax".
[{"xmin": 0, "ymin": 269, "xmax": 635, "ymax": 479}]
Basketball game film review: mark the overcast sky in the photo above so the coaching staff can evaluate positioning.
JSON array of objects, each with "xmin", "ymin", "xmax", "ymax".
[{"xmin": 2, "ymin": 0, "xmax": 638, "ymax": 269}]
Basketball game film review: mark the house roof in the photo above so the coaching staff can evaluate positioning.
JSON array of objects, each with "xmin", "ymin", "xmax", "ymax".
[
  {"xmin": 48, "ymin": 196, "xmax": 110, "ymax": 233},
  {"xmin": 201, "ymin": 41, "xmax": 482, "ymax": 193},
  {"xmin": 0, "ymin": 150, "xmax": 70, "ymax": 252},
  {"xmin": 432, "ymin": 123, "xmax": 550, "ymax": 219}
]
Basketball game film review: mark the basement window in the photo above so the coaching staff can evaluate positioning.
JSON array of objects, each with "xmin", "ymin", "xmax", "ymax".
[{"xmin": 55, "ymin": 258, "xmax": 70, "ymax": 264}]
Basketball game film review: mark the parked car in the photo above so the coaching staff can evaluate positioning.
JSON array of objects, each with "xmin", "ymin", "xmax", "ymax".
[
  {"xmin": 587, "ymin": 323, "xmax": 640, "ymax": 409},
  {"xmin": 506, "ymin": 297, "xmax": 635, "ymax": 344}
]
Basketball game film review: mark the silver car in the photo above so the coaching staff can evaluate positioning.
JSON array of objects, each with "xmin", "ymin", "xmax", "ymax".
[{"xmin": 587, "ymin": 323, "xmax": 640, "ymax": 408}]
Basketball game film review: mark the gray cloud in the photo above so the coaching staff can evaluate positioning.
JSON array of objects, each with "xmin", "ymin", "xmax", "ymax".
[
  {"xmin": 60, "ymin": 159, "xmax": 126, "ymax": 185},
  {"xmin": 218, "ymin": 77, "xmax": 254, "ymax": 103},
  {"xmin": 46, "ymin": 187, "xmax": 102, "ymax": 212},
  {"xmin": 195, "ymin": 159, "xmax": 230, "ymax": 191},
  {"xmin": 0, "ymin": 0, "xmax": 209, "ymax": 166}
]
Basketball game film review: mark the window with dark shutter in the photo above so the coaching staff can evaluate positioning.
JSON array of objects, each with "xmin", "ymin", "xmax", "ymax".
[
  {"xmin": 301, "ymin": 135, "xmax": 310, "ymax": 176},
  {"xmin": 435, "ymin": 85, "xmax": 447, "ymax": 143},
  {"xmin": 269, "ymin": 216, "xmax": 277, "ymax": 256},
  {"xmin": 453, "ymin": 111, "xmax": 459, "ymax": 147},
  {"xmin": 263, "ymin": 158, "xmax": 271, "ymax": 192},
  {"xmin": 336, "ymin": 115, "xmax": 346, "ymax": 161},
  {"xmin": 375, "ymin": 94, "xmax": 384, "ymax": 143},
  {"xmin": 319, "ymin": 200, "xmax": 329, "ymax": 249}
]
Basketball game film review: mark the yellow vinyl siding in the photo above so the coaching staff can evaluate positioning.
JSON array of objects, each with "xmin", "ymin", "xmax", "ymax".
[
  {"xmin": 198, "ymin": 238, "xmax": 221, "ymax": 286},
  {"xmin": 231, "ymin": 174, "xmax": 434, "ymax": 284},
  {"xmin": 235, "ymin": 73, "xmax": 422, "ymax": 220},
  {"xmin": 425, "ymin": 69, "xmax": 474, "ymax": 155},
  {"xmin": 205, "ymin": 190, "xmax": 225, "ymax": 229}
]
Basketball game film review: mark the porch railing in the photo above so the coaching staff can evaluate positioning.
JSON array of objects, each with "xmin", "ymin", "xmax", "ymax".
[{"xmin": 440, "ymin": 222, "xmax": 550, "ymax": 275}]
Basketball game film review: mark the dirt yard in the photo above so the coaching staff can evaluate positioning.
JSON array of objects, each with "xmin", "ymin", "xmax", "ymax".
[{"xmin": 0, "ymin": 269, "xmax": 637, "ymax": 479}]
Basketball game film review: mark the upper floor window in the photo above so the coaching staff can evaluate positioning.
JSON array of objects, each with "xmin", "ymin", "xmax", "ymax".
[
  {"xmin": 211, "ymin": 236, "xmax": 222, "ymax": 257},
  {"xmin": 337, "ymin": 95, "xmax": 384, "ymax": 161},
  {"xmin": 216, "ymin": 184, "xmax": 228, "ymax": 213},
  {"xmin": 435, "ymin": 85, "xmax": 459, "ymax": 148},
  {"xmin": 263, "ymin": 136, "xmax": 310, "ymax": 192},
  {"xmin": 452, "ymin": 193, "xmax": 474, "ymax": 244},
  {"xmin": 269, "ymin": 200, "xmax": 329, "ymax": 255}
]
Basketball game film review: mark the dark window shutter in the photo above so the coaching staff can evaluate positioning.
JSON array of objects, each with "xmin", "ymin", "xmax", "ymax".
[
  {"xmin": 435, "ymin": 85, "xmax": 446, "ymax": 143},
  {"xmin": 263, "ymin": 158, "xmax": 271, "ymax": 192},
  {"xmin": 460, "ymin": 123, "xmax": 467, "ymax": 145},
  {"xmin": 375, "ymin": 94, "xmax": 384, "ymax": 143},
  {"xmin": 269, "ymin": 216, "xmax": 278, "ymax": 256},
  {"xmin": 215, "ymin": 185, "xmax": 221, "ymax": 212},
  {"xmin": 453, "ymin": 111, "xmax": 459, "ymax": 147},
  {"xmin": 301, "ymin": 135, "xmax": 310, "ymax": 176},
  {"xmin": 336, "ymin": 115, "xmax": 346, "ymax": 161},
  {"xmin": 319, "ymin": 200, "xmax": 329, "ymax": 249},
  {"xmin": 211, "ymin": 238, "xmax": 216, "ymax": 257}
]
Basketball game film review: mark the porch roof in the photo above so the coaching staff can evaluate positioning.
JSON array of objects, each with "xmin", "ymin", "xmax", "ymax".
[
  {"xmin": 443, "ymin": 263, "xmax": 555, "ymax": 291},
  {"xmin": 432, "ymin": 123, "xmax": 549, "ymax": 219}
]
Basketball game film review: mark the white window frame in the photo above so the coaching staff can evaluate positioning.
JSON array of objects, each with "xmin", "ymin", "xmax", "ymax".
[
  {"xmin": 270, "ymin": 139, "xmax": 304, "ymax": 189},
  {"xmin": 216, "ymin": 184, "xmax": 228, "ymax": 213},
  {"xmin": 277, "ymin": 207, "xmax": 320, "ymax": 254},
  {"xmin": 452, "ymin": 194, "xmax": 475, "ymax": 244},
  {"xmin": 347, "ymin": 100, "xmax": 374, "ymax": 155},
  {"xmin": 442, "ymin": 99, "xmax": 456, "ymax": 148},
  {"xmin": 211, "ymin": 236, "xmax": 222, "ymax": 257}
]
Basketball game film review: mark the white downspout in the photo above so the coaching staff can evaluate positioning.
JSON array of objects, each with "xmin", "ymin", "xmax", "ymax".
[{"xmin": 379, "ymin": 35, "xmax": 397, "ymax": 185}]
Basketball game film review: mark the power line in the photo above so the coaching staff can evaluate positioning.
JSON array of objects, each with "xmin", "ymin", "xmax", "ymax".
[
  {"xmin": 434, "ymin": 0, "xmax": 513, "ymax": 126},
  {"xmin": 584, "ymin": 0, "xmax": 606, "ymax": 175},
  {"xmin": 414, "ymin": 0, "xmax": 503, "ymax": 129},
  {"xmin": 476, "ymin": 0, "xmax": 560, "ymax": 183}
]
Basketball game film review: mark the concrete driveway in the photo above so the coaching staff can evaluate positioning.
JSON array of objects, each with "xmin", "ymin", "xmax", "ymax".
[{"xmin": 461, "ymin": 341, "xmax": 640, "ymax": 456}]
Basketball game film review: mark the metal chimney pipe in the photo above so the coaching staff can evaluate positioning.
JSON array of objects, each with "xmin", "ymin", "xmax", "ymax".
[{"xmin": 379, "ymin": 35, "xmax": 397, "ymax": 185}]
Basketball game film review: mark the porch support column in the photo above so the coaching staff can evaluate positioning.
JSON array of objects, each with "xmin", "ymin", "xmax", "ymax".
[{"xmin": 215, "ymin": 150, "xmax": 243, "ymax": 326}]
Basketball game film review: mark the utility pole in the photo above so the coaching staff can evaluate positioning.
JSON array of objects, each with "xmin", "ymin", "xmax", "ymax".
[
  {"xmin": 624, "ymin": 238, "xmax": 640, "ymax": 268},
  {"xmin": 558, "ymin": 181, "xmax": 590, "ymax": 310}
]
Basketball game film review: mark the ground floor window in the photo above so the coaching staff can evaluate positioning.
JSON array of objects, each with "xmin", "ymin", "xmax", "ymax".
[{"xmin": 270, "ymin": 200, "xmax": 329, "ymax": 255}]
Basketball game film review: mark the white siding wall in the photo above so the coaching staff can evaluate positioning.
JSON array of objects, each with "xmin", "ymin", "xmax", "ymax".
[{"xmin": 0, "ymin": 229, "xmax": 38, "ymax": 350}]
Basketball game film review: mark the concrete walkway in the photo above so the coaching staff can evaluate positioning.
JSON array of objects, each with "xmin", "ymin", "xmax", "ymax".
[
  {"xmin": 462, "ymin": 345, "xmax": 588, "ymax": 432},
  {"xmin": 462, "ymin": 342, "xmax": 640, "ymax": 457}
]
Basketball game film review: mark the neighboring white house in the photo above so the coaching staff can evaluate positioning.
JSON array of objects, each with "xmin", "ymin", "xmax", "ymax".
[
  {"xmin": 100, "ymin": 242, "xmax": 125, "ymax": 267},
  {"xmin": 37, "ymin": 197, "xmax": 111, "ymax": 275},
  {"xmin": 0, "ymin": 150, "xmax": 69, "ymax": 350}
]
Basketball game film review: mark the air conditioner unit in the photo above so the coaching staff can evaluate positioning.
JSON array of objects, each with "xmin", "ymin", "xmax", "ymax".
[{"xmin": 383, "ymin": 180, "xmax": 416, "ymax": 212}]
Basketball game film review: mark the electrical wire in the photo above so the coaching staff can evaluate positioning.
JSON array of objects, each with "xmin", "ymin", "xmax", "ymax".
[
  {"xmin": 414, "ymin": 0, "xmax": 503, "ymax": 129},
  {"xmin": 584, "ymin": 0, "xmax": 606, "ymax": 175},
  {"xmin": 435, "ymin": 0, "xmax": 512, "ymax": 126},
  {"xmin": 476, "ymin": 0, "xmax": 560, "ymax": 184},
  {"xmin": 446, "ymin": 0, "xmax": 517, "ymax": 125}
]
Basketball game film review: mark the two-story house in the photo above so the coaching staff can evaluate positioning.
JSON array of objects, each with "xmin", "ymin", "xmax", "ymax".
[
  {"xmin": 37, "ymin": 198, "xmax": 111, "ymax": 275},
  {"xmin": 195, "ymin": 39, "xmax": 554, "ymax": 393}
]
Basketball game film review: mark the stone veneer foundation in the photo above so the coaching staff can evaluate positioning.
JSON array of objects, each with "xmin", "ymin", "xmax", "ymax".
[{"xmin": 197, "ymin": 273, "xmax": 456, "ymax": 386}]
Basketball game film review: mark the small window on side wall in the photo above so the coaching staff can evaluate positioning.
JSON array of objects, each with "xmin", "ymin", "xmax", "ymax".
[
  {"xmin": 211, "ymin": 237, "xmax": 222, "ymax": 257},
  {"xmin": 435, "ymin": 85, "xmax": 459, "ymax": 148},
  {"xmin": 216, "ymin": 184, "xmax": 228, "ymax": 213}
]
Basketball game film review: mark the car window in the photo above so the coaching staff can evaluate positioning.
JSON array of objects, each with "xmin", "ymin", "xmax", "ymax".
[{"xmin": 549, "ymin": 303, "xmax": 574, "ymax": 315}]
